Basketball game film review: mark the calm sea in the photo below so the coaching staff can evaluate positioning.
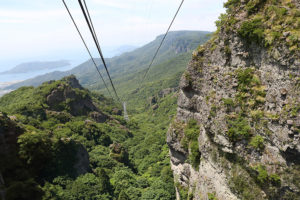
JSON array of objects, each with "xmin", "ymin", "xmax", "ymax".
[{"xmin": 0, "ymin": 64, "xmax": 76, "ymax": 83}]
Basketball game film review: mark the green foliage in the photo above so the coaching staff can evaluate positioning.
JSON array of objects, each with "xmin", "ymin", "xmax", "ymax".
[
  {"xmin": 215, "ymin": 13, "xmax": 228, "ymax": 29},
  {"xmin": 224, "ymin": 45, "xmax": 231, "ymax": 57},
  {"xmin": 175, "ymin": 182, "xmax": 189, "ymax": 200},
  {"xmin": 238, "ymin": 17, "xmax": 264, "ymax": 44},
  {"xmin": 18, "ymin": 130, "xmax": 79, "ymax": 181},
  {"xmin": 5, "ymin": 179, "xmax": 44, "ymax": 200},
  {"xmin": 18, "ymin": 131, "xmax": 53, "ymax": 172},
  {"xmin": 0, "ymin": 31, "xmax": 211, "ymax": 199},
  {"xmin": 246, "ymin": 0, "xmax": 267, "ymax": 14},
  {"xmin": 236, "ymin": 68, "xmax": 255, "ymax": 86},
  {"xmin": 255, "ymin": 165, "xmax": 269, "ymax": 184},
  {"xmin": 250, "ymin": 110, "xmax": 264, "ymax": 122},
  {"xmin": 250, "ymin": 135, "xmax": 265, "ymax": 150},
  {"xmin": 190, "ymin": 141, "xmax": 201, "ymax": 170},
  {"xmin": 222, "ymin": 98, "xmax": 235, "ymax": 107},
  {"xmin": 118, "ymin": 190, "xmax": 130, "ymax": 200},
  {"xmin": 207, "ymin": 192, "xmax": 218, "ymax": 200},
  {"xmin": 216, "ymin": 0, "xmax": 300, "ymax": 53},
  {"xmin": 227, "ymin": 115, "xmax": 252, "ymax": 142},
  {"xmin": 234, "ymin": 68, "xmax": 266, "ymax": 110},
  {"xmin": 282, "ymin": 165, "xmax": 300, "ymax": 191},
  {"xmin": 59, "ymin": 173, "xmax": 112, "ymax": 200},
  {"xmin": 224, "ymin": 0, "xmax": 240, "ymax": 9},
  {"xmin": 209, "ymin": 104, "xmax": 217, "ymax": 118},
  {"xmin": 252, "ymin": 165, "xmax": 281, "ymax": 186},
  {"xmin": 185, "ymin": 119, "xmax": 200, "ymax": 141},
  {"xmin": 0, "ymin": 77, "xmax": 175, "ymax": 199},
  {"xmin": 115, "ymin": 52, "xmax": 191, "ymax": 111},
  {"xmin": 0, "ymin": 86, "xmax": 46, "ymax": 120},
  {"xmin": 269, "ymin": 174, "xmax": 281, "ymax": 186},
  {"xmin": 229, "ymin": 164, "xmax": 264, "ymax": 200},
  {"xmin": 181, "ymin": 120, "xmax": 201, "ymax": 169}
]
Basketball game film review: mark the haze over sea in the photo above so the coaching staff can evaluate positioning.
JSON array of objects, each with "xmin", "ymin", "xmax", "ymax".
[{"xmin": 0, "ymin": 62, "xmax": 76, "ymax": 83}]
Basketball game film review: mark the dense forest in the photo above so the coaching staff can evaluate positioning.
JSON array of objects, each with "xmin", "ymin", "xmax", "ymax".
[
  {"xmin": 0, "ymin": 30, "xmax": 211, "ymax": 200},
  {"xmin": 0, "ymin": 75, "xmax": 179, "ymax": 199}
]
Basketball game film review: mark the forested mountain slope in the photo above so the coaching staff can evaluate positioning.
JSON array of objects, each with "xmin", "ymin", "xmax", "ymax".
[
  {"xmin": 6, "ymin": 31, "xmax": 210, "ymax": 93},
  {"xmin": 0, "ymin": 29, "xmax": 212, "ymax": 200},
  {"xmin": 0, "ymin": 76, "xmax": 177, "ymax": 199},
  {"xmin": 168, "ymin": 0, "xmax": 300, "ymax": 199}
]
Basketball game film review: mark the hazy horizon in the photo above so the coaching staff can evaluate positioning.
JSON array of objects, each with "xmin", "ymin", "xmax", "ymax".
[{"xmin": 0, "ymin": 0, "xmax": 226, "ymax": 72}]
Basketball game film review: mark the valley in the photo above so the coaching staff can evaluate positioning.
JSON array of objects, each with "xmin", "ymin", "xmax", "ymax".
[{"xmin": 0, "ymin": 0, "xmax": 300, "ymax": 199}]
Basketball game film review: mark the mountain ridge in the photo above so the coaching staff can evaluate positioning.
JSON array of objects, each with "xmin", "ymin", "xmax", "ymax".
[
  {"xmin": 0, "ymin": 75, "xmax": 178, "ymax": 199},
  {"xmin": 0, "ymin": 60, "xmax": 70, "ymax": 74},
  {"xmin": 5, "ymin": 31, "xmax": 211, "ymax": 91}
]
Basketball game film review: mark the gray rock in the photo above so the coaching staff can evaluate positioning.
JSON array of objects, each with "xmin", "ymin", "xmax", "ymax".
[
  {"xmin": 168, "ymin": 4, "xmax": 300, "ymax": 198},
  {"xmin": 89, "ymin": 111, "xmax": 108, "ymax": 123},
  {"xmin": 46, "ymin": 79, "xmax": 98, "ymax": 116},
  {"xmin": 158, "ymin": 87, "xmax": 178, "ymax": 98}
]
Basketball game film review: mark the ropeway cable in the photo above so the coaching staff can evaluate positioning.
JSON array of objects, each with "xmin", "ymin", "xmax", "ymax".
[
  {"xmin": 62, "ymin": 0, "xmax": 113, "ymax": 98},
  {"xmin": 78, "ymin": 0, "xmax": 121, "ymax": 103},
  {"xmin": 140, "ymin": 0, "xmax": 185, "ymax": 86}
]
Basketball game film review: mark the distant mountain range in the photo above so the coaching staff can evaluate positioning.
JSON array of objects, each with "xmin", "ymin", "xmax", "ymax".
[
  {"xmin": 6, "ymin": 31, "xmax": 211, "ymax": 92},
  {"xmin": 0, "ymin": 60, "xmax": 70, "ymax": 74}
]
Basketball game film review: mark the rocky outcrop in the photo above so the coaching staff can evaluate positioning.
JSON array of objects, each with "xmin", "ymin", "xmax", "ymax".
[
  {"xmin": 159, "ymin": 87, "xmax": 178, "ymax": 98},
  {"xmin": 62, "ymin": 75, "xmax": 84, "ymax": 90},
  {"xmin": 89, "ymin": 111, "xmax": 108, "ymax": 123},
  {"xmin": 46, "ymin": 76, "xmax": 98, "ymax": 116},
  {"xmin": 109, "ymin": 143, "xmax": 129, "ymax": 164},
  {"xmin": 168, "ymin": 0, "xmax": 300, "ymax": 199},
  {"xmin": 149, "ymin": 87, "xmax": 178, "ymax": 110}
]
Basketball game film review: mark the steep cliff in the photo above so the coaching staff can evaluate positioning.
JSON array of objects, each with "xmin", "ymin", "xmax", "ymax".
[{"xmin": 167, "ymin": 0, "xmax": 300, "ymax": 199}]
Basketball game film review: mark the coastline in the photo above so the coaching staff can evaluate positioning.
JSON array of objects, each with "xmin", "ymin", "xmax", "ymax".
[{"xmin": 0, "ymin": 81, "xmax": 21, "ymax": 97}]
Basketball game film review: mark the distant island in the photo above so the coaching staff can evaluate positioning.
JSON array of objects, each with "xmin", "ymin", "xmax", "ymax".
[{"xmin": 0, "ymin": 60, "xmax": 70, "ymax": 74}]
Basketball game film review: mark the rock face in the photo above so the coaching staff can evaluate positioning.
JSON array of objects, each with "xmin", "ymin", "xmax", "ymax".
[
  {"xmin": 149, "ymin": 87, "xmax": 179, "ymax": 109},
  {"xmin": 109, "ymin": 143, "xmax": 129, "ymax": 164},
  {"xmin": 46, "ymin": 75, "xmax": 99, "ymax": 116},
  {"xmin": 167, "ymin": 0, "xmax": 300, "ymax": 199}
]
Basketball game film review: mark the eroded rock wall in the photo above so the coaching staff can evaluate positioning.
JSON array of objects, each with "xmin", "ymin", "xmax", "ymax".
[{"xmin": 167, "ymin": 0, "xmax": 300, "ymax": 199}]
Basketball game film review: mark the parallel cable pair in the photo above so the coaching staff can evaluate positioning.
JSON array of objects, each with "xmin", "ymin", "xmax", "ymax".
[
  {"xmin": 62, "ymin": 0, "xmax": 112, "ymax": 99},
  {"xmin": 63, "ymin": 0, "xmax": 185, "ymax": 102},
  {"xmin": 78, "ymin": 0, "xmax": 121, "ymax": 102},
  {"xmin": 62, "ymin": 0, "xmax": 120, "ymax": 102}
]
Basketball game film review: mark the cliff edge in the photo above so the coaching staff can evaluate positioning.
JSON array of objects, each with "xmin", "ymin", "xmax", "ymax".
[{"xmin": 167, "ymin": 0, "xmax": 300, "ymax": 199}]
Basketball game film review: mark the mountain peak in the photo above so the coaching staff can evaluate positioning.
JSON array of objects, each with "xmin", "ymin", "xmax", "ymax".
[{"xmin": 61, "ymin": 75, "xmax": 83, "ymax": 90}]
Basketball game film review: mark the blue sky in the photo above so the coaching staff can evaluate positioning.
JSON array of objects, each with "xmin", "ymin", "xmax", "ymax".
[{"xmin": 0, "ymin": 0, "xmax": 226, "ymax": 70}]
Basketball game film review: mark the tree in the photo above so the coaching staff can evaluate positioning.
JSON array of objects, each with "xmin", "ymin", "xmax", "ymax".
[{"xmin": 118, "ymin": 190, "xmax": 130, "ymax": 200}]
